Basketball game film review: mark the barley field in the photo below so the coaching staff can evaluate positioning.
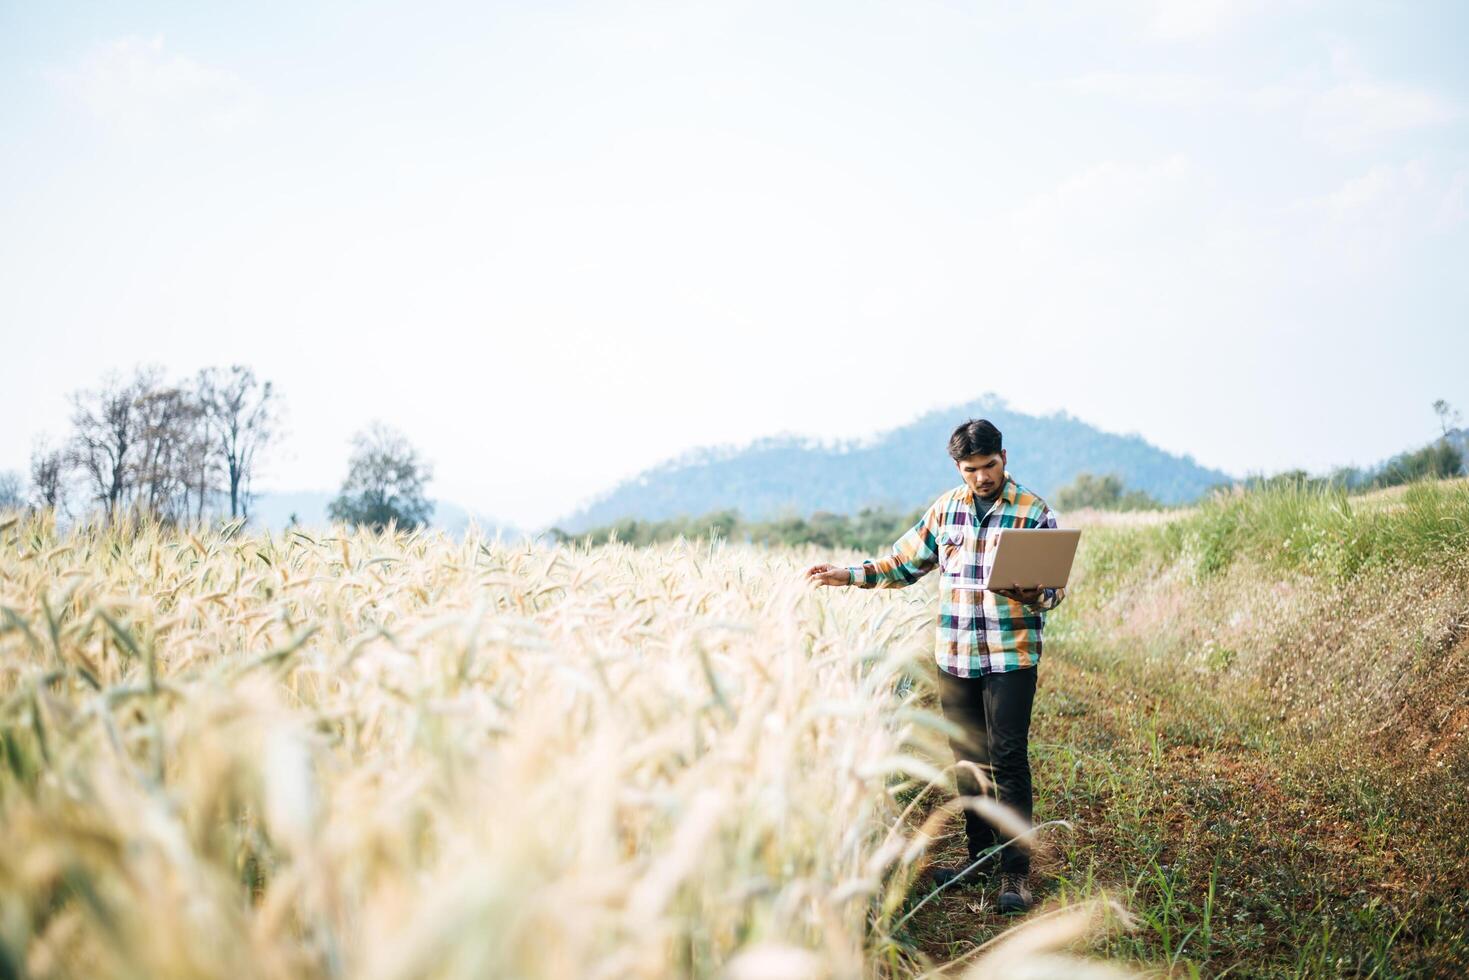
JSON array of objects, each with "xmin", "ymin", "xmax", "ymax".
[{"xmin": 0, "ymin": 511, "xmax": 1133, "ymax": 980}]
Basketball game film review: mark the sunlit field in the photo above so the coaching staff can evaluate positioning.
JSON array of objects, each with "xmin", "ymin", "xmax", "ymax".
[
  {"xmin": 0, "ymin": 511, "xmax": 1134, "ymax": 980},
  {"xmin": 4, "ymin": 480, "xmax": 1466, "ymax": 976}
]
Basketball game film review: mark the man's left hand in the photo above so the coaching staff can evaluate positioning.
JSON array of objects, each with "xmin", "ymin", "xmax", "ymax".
[{"xmin": 993, "ymin": 584, "xmax": 1045, "ymax": 605}]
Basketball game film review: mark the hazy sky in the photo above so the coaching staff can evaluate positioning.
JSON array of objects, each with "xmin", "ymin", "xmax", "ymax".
[{"xmin": 3, "ymin": 1, "xmax": 1466, "ymax": 529}]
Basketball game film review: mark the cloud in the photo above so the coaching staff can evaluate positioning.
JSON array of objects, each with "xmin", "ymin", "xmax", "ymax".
[
  {"xmin": 1051, "ymin": 45, "xmax": 1457, "ymax": 152},
  {"xmin": 1052, "ymin": 71, "xmax": 1224, "ymax": 107},
  {"xmin": 1141, "ymin": 0, "xmax": 1274, "ymax": 41},
  {"xmin": 1301, "ymin": 54, "xmax": 1458, "ymax": 151},
  {"xmin": 1003, "ymin": 153, "xmax": 1195, "ymax": 256},
  {"xmin": 1298, "ymin": 160, "xmax": 1469, "ymax": 235},
  {"xmin": 48, "ymin": 35, "xmax": 261, "ymax": 137}
]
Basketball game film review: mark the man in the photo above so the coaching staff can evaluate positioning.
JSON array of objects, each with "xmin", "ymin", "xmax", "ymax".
[{"xmin": 804, "ymin": 418, "xmax": 1065, "ymax": 915}]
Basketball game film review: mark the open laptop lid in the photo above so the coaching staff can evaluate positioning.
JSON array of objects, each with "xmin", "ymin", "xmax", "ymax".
[{"xmin": 980, "ymin": 528, "xmax": 1082, "ymax": 591}]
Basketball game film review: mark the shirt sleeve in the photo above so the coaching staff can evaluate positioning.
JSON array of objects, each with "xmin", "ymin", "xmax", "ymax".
[
  {"xmin": 845, "ymin": 503, "xmax": 943, "ymax": 589},
  {"xmin": 1025, "ymin": 504, "xmax": 1067, "ymax": 611}
]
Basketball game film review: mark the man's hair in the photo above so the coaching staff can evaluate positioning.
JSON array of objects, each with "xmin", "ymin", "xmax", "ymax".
[{"xmin": 948, "ymin": 418, "xmax": 1003, "ymax": 461}]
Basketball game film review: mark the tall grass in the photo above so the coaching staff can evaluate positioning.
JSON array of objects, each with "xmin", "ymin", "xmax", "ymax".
[
  {"xmin": 0, "ymin": 511, "xmax": 1131, "ymax": 978},
  {"xmin": 1043, "ymin": 477, "xmax": 1469, "ymax": 973},
  {"xmin": 1077, "ymin": 477, "xmax": 1469, "ymax": 584}
]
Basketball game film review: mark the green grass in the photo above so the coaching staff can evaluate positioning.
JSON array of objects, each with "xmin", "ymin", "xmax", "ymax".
[
  {"xmin": 1079, "ymin": 477, "xmax": 1469, "ymax": 585},
  {"xmin": 906, "ymin": 645, "xmax": 1468, "ymax": 976},
  {"xmin": 1043, "ymin": 650, "xmax": 1465, "ymax": 976}
]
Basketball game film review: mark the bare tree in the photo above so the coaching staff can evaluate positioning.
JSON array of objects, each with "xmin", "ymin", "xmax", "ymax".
[
  {"xmin": 30, "ymin": 440, "xmax": 66, "ymax": 513},
  {"xmin": 0, "ymin": 471, "xmax": 22, "ymax": 512},
  {"xmin": 1432, "ymin": 399, "xmax": 1462, "ymax": 439},
  {"xmin": 199, "ymin": 365, "xmax": 276, "ymax": 519},
  {"xmin": 132, "ymin": 378, "xmax": 203, "ymax": 524},
  {"xmin": 183, "ymin": 393, "xmax": 221, "ymax": 523},
  {"xmin": 68, "ymin": 370, "xmax": 145, "ymax": 519},
  {"xmin": 63, "ymin": 364, "xmax": 279, "ymax": 525}
]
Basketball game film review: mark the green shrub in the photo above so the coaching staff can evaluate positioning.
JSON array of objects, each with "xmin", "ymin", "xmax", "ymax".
[
  {"xmin": 1154, "ymin": 478, "xmax": 1469, "ymax": 582},
  {"xmin": 1054, "ymin": 472, "xmax": 1160, "ymax": 512},
  {"xmin": 1373, "ymin": 441, "xmax": 1464, "ymax": 488}
]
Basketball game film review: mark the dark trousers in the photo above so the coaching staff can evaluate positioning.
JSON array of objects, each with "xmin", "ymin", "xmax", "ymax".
[{"xmin": 934, "ymin": 665, "xmax": 1037, "ymax": 875}]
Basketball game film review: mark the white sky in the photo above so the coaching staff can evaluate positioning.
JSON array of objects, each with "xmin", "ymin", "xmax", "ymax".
[{"xmin": 2, "ymin": 1, "xmax": 1466, "ymax": 530}]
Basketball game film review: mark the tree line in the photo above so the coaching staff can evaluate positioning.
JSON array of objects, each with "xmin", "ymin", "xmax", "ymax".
[
  {"xmin": 6, "ymin": 386, "xmax": 1459, "ymax": 540},
  {"xmin": 11, "ymin": 364, "xmax": 277, "ymax": 525},
  {"xmin": 1242, "ymin": 401, "xmax": 1464, "ymax": 494},
  {"xmin": 543, "ymin": 473, "xmax": 1163, "ymax": 551},
  {"xmin": 552, "ymin": 400, "xmax": 1466, "ymax": 549},
  {"xmin": 545, "ymin": 504, "xmax": 932, "ymax": 552},
  {"xmin": 3, "ymin": 364, "xmax": 437, "ymax": 533}
]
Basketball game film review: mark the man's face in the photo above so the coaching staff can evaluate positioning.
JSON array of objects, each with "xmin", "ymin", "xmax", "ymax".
[{"xmin": 957, "ymin": 451, "xmax": 1006, "ymax": 499}]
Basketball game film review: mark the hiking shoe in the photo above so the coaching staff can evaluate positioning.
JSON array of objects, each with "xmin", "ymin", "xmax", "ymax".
[
  {"xmin": 926, "ymin": 860, "xmax": 989, "ymax": 890},
  {"xmin": 997, "ymin": 872, "xmax": 1033, "ymax": 914}
]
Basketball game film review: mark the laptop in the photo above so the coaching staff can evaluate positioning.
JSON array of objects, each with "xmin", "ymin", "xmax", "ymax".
[{"xmin": 984, "ymin": 528, "xmax": 1082, "ymax": 591}]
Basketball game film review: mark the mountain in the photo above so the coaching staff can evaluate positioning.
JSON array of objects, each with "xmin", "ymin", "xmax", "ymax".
[
  {"xmin": 551, "ymin": 395, "xmax": 1233, "ymax": 532},
  {"xmin": 247, "ymin": 490, "xmax": 526, "ymax": 541}
]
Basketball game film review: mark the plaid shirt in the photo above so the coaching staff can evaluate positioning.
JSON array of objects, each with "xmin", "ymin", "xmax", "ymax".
[{"xmin": 844, "ymin": 472, "xmax": 1066, "ymax": 677}]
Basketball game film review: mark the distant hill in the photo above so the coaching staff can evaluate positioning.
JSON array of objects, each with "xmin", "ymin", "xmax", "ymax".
[
  {"xmin": 248, "ymin": 490, "xmax": 525, "ymax": 541},
  {"xmin": 551, "ymin": 395, "xmax": 1233, "ymax": 533}
]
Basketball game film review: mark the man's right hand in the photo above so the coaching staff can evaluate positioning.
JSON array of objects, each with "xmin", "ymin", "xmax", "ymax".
[{"xmin": 805, "ymin": 563, "xmax": 852, "ymax": 587}]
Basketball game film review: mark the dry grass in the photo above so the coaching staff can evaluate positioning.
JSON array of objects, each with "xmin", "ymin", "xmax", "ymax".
[{"xmin": 0, "ymin": 511, "xmax": 1132, "ymax": 979}]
